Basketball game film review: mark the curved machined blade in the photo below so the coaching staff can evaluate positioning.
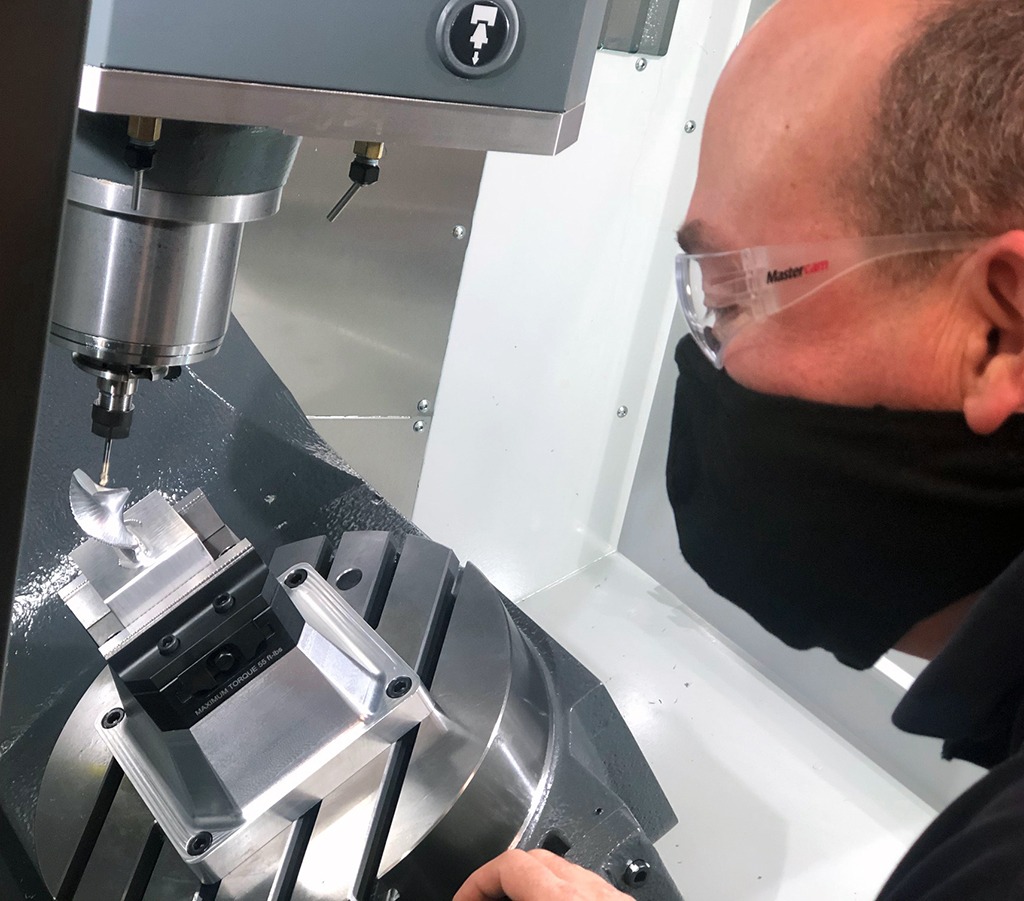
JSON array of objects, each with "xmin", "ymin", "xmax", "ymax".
[{"xmin": 69, "ymin": 469, "xmax": 140, "ymax": 551}]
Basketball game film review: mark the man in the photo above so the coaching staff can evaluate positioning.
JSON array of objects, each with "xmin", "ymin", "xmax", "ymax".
[{"xmin": 456, "ymin": 0, "xmax": 1024, "ymax": 897}]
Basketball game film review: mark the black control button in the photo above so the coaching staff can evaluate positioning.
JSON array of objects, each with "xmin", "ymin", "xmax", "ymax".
[
  {"xmin": 437, "ymin": 0, "xmax": 520, "ymax": 79},
  {"xmin": 450, "ymin": 3, "xmax": 508, "ymax": 68}
]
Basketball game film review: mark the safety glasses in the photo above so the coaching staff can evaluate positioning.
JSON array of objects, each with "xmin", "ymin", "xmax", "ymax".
[{"xmin": 676, "ymin": 232, "xmax": 981, "ymax": 367}]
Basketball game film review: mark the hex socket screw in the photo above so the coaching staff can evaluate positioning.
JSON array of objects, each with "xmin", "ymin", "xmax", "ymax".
[
  {"xmin": 386, "ymin": 676, "xmax": 413, "ymax": 699},
  {"xmin": 214, "ymin": 593, "xmax": 235, "ymax": 614},
  {"xmin": 285, "ymin": 569, "xmax": 308, "ymax": 588},
  {"xmin": 187, "ymin": 831, "xmax": 213, "ymax": 857},
  {"xmin": 101, "ymin": 708, "xmax": 125, "ymax": 730},
  {"xmin": 623, "ymin": 859, "xmax": 651, "ymax": 887},
  {"xmin": 158, "ymin": 634, "xmax": 180, "ymax": 656}
]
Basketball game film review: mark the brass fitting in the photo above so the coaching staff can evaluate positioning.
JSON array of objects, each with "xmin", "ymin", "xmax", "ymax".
[
  {"xmin": 353, "ymin": 141, "xmax": 385, "ymax": 161},
  {"xmin": 127, "ymin": 116, "xmax": 163, "ymax": 144}
]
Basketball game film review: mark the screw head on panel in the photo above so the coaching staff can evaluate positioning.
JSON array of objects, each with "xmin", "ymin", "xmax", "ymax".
[
  {"xmin": 417, "ymin": 399, "xmax": 431, "ymax": 413},
  {"xmin": 101, "ymin": 708, "xmax": 125, "ymax": 730},
  {"xmin": 285, "ymin": 569, "xmax": 308, "ymax": 588},
  {"xmin": 387, "ymin": 676, "xmax": 413, "ymax": 699},
  {"xmin": 158, "ymin": 635, "xmax": 180, "ymax": 656},
  {"xmin": 187, "ymin": 832, "xmax": 213, "ymax": 857},
  {"xmin": 684, "ymin": 120, "xmax": 697, "ymax": 134},
  {"xmin": 413, "ymin": 420, "xmax": 426, "ymax": 433},
  {"xmin": 623, "ymin": 859, "xmax": 651, "ymax": 887},
  {"xmin": 213, "ymin": 649, "xmax": 237, "ymax": 674},
  {"xmin": 635, "ymin": 58, "xmax": 648, "ymax": 71},
  {"xmin": 453, "ymin": 225, "xmax": 467, "ymax": 240},
  {"xmin": 617, "ymin": 406, "xmax": 629, "ymax": 419}
]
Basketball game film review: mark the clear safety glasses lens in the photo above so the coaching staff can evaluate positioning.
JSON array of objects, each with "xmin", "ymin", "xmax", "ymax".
[
  {"xmin": 675, "ymin": 232, "xmax": 982, "ymax": 369},
  {"xmin": 676, "ymin": 254, "xmax": 733, "ymax": 368}
]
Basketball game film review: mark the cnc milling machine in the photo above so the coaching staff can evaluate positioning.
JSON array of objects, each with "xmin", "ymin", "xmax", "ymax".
[{"xmin": 0, "ymin": 2, "xmax": 686, "ymax": 899}]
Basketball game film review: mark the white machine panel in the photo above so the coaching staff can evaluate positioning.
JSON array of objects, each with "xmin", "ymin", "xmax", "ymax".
[{"xmin": 415, "ymin": 0, "xmax": 751, "ymax": 598}]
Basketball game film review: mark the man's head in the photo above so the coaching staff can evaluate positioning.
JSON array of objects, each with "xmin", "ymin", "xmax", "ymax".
[
  {"xmin": 683, "ymin": 0, "xmax": 1024, "ymax": 434},
  {"xmin": 669, "ymin": 0, "xmax": 1024, "ymax": 667}
]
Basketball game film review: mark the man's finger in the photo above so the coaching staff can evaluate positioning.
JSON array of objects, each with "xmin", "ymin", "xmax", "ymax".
[
  {"xmin": 523, "ymin": 849, "xmax": 616, "ymax": 889},
  {"xmin": 453, "ymin": 849, "xmax": 565, "ymax": 901}
]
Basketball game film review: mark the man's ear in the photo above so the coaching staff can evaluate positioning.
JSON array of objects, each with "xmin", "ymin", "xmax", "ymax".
[{"xmin": 962, "ymin": 231, "xmax": 1024, "ymax": 435}]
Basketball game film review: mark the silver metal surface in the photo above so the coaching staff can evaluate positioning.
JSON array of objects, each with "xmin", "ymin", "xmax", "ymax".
[
  {"xmin": 51, "ymin": 207, "xmax": 243, "ymax": 368},
  {"xmin": 74, "ymin": 560, "xmax": 431, "ymax": 885},
  {"xmin": 131, "ymin": 168, "xmax": 144, "ymax": 210},
  {"xmin": 102, "ymin": 601, "xmax": 430, "ymax": 882},
  {"xmin": 34, "ymin": 526, "xmax": 682, "ymax": 898},
  {"xmin": 326, "ymin": 182, "xmax": 363, "ymax": 223},
  {"xmin": 65, "ymin": 172, "xmax": 284, "ymax": 225},
  {"xmin": 684, "ymin": 119, "xmax": 697, "ymax": 133},
  {"xmin": 69, "ymin": 469, "xmax": 139, "ymax": 551},
  {"xmin": 63, "ymin": 489, "xmax": 213, "ymax": 644},
  {"xmin": 79, "ymin": 66, "xmax": 588, "ymax": 156},
  {"xmin": 51, "ymin": 160, "xmax": 288, "ymax": 370},
  {"xmin": 58, "ymin": 490, "xmax": 436, "ymax": 883},
  {"xmin": 99, "ymin": 439, "xmax": 112, "ymax": 487},
  {"xmin": 305, "ymin": 419, "xmax": 429, "ymax": 520},
  {"xmin": 232, "ymin": 138, "xmax": 485, "ymax": 514}
]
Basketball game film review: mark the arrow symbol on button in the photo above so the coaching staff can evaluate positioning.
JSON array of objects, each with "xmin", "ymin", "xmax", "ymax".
[{"xmin": 470, "ymin": 21, "xmax": 489, "ymax": 50}]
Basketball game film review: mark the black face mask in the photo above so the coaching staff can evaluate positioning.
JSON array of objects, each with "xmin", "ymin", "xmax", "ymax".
[{"xmin": 667, "ymin": 336, "xmax": 1024, "ymax": 670}]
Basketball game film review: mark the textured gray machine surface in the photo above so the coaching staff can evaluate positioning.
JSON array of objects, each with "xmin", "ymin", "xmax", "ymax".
[
  {"xmin": 511, "ymin": 605, "xmax": 682, "ymax": 898},
  {"xmin": 84, "ymin": 0, "xmax": 609, "ymax": 113},
  {"xmin": 1, "ymin": 319, "xmax": 415, "ymax": 860}
]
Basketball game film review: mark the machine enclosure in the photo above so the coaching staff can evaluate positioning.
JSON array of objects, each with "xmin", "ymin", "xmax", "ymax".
[{"xmin": 84, "ymin": 0, "xmax": 608, "ymax": 113}]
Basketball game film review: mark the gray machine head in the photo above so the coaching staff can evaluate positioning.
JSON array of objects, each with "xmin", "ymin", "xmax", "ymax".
[{"xmin": 50, "ymin": 0, "xmax": 608, "ymax": 474}]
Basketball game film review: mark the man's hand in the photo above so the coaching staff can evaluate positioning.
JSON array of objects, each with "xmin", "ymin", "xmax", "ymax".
[{"xmin": 454, "ymin": 849, "xmax": 630, "ymax": 901}]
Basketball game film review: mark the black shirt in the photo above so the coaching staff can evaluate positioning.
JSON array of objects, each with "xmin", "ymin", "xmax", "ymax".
[{"xmin": 875, "ymin": 551, "xmax": 1024, "ymax": 899}]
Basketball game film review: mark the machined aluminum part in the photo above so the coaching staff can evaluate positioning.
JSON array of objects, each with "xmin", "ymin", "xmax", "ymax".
[
  {"xmin": 96, "ymin": 566, "xmax": 433, "ymax": 883},
  {"xmin": 69, "ymin": 469, "xmax": 140, "ymax": 553},
  {"xmin": 61, "ymin": 489, "xmax": 214, "ymax": 649}
]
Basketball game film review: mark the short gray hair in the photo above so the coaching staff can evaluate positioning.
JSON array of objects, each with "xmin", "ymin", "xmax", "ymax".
[{"xmin": 844, "ymin": 1, "xmax": 1024, "ymax": 258}]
